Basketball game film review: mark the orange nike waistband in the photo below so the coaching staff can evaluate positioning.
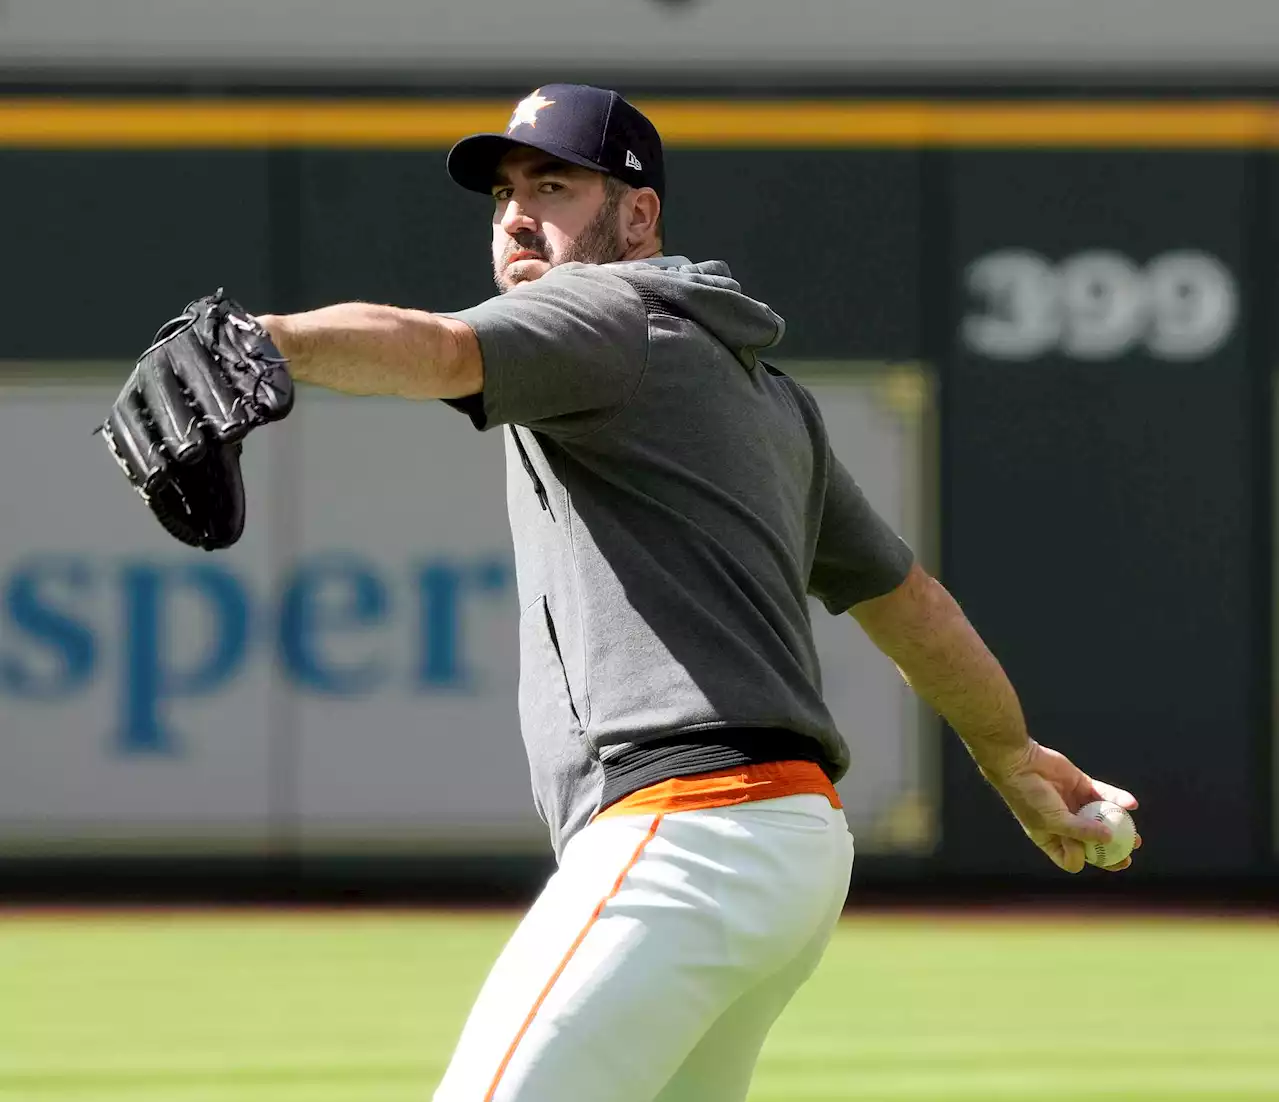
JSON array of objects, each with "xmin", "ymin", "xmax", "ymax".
[{"xmin": 594, "ymin": 759, "xmax": 841, "ymax": 819}]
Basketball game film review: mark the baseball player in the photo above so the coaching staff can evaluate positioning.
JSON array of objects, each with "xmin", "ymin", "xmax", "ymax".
[{"xmin": 102, "ymin": 85, "xmax": 1139, "ymax": 1101}]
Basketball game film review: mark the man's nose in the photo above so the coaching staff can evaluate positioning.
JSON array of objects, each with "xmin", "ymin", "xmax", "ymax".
[{"xmin": 499, "ymin": 199, "xmax": 536, "ymax": 236}]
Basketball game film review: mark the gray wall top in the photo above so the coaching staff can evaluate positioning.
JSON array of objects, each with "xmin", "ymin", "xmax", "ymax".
[{"xmin": 0, "ymin": 0, "xmax": 1275, "ymax": 77}]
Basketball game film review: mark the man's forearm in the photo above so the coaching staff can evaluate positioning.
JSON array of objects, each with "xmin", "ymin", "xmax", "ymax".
[
  {"xmin": 850, "ymin": 565, "xmax": 1031, "ymax": 772},
  {"xmin": 256, "ymin": 303, "xmax": 481, "ymax": 401}
]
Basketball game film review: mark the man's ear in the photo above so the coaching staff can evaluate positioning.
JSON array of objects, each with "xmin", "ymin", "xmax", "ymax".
[{"xmin": 624, "ymin": 187, "xmax": 662, "ymax": 246}]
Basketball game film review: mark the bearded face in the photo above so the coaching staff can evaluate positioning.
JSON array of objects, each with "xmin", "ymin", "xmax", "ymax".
[{"xmin": 490, "ymin": 152, "xmax": 627, "ymax": 293}]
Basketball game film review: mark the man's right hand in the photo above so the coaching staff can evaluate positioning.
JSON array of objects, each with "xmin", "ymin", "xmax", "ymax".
[
  {"xmin": 849, "ymin": 566, "xmax": 1140, "ymax": 874},
  {"xmin": 978, "ymin": 741, "xmax": 1141, "ymax": 874}
]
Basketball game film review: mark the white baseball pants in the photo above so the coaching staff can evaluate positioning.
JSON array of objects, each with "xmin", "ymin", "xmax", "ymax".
[{"xmin": 433, "ymin": 793, "xmax": 854, "ymax": 1101}]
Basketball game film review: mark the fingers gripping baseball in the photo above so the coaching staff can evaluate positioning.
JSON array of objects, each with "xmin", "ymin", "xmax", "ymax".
[
  {"xmin": 981, "ymin": 742, "xmax": 1140, "ymax": 874},
  {"xmin": 98, "ymin": 290, "xmax": 293, "ymax": 550}
]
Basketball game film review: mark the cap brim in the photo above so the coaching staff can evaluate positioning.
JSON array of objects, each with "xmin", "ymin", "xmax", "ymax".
[{"xmin": 446, "ymin": 133, "xmax": 610, "ymax": 194}]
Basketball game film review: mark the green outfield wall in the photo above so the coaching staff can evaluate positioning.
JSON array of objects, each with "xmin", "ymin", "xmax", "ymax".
[{"xmin": 0, "ymin": 94, "xmax": 1274, "ymax": 893}]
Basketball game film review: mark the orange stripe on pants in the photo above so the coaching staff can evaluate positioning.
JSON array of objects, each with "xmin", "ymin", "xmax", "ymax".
[{"xmin": 483, "ymin": 814, "xmax": 663, "ymax": 1101}]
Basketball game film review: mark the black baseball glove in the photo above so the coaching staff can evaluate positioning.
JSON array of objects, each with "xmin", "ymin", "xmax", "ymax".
[{"xmin": 98, "ymin": 290, "xmax": 294, "ymax": 551}]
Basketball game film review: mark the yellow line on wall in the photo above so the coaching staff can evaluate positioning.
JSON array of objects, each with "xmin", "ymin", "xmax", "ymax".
[
  {"xmin": 0, "ymin": 100, "xmax": 499, "ymax": 148},
  {"xmin": 929, "ymin": 101, "xmax": 1276, "ymax": 146},
  {"xmin": 652, "ymin": 101, "xmax": 1277, "ymax": 147},
  {"xmin": 0, "ymin": 98, "xmax": 1273, "ymax": 149}
]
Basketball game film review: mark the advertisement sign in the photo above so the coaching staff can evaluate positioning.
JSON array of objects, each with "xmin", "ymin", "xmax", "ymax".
[
  {"xmin": 0, "ymin": 366, "xmax": 933, "ymax": 856},
  {"xmin": 0, "ymin": 387, "xmax": 278, "ymax": 848}
]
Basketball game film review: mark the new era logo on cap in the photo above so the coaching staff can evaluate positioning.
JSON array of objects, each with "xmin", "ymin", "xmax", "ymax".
[{"xmin": 447, "ymin": 84, "xmax": 665, "ymax": 201}]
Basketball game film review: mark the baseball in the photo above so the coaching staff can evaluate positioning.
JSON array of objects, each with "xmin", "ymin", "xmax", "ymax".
[{"xmin": 1078, "ymin": 800, "xmax": 1137, "ymax": 867}]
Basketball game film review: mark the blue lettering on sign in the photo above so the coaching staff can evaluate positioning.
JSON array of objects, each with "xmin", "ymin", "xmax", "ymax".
[
  {"xmin": 118, "ymin": 563, "xmax": 250, "ymax": 755},
  {"xmin": 279, "ymin": 555, "xmax": 390, "ymax": 695},
  {"xmin": 415, "ymin": 559, "xmax": 507, "ymax": 689},
  {"xmin": 0, "ymin": 558, "xmax": 96, "ymax": 699},
  {"xmin": 0, "ymin": 552, "xmax": 513, "ymax": 756}
]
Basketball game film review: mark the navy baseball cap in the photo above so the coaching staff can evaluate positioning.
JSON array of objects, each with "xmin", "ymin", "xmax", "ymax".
[{"xmin": 447, "ymin": 84, "xmax": 665, "ymax": 201}]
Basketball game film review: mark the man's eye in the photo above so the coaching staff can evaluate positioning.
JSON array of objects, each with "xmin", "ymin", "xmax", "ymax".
[
  {"xmin": 538, "ymin": 181, "xmax": 565, "ymax": 193},
  {"xmin": 493, "ymin": 189, "xmax": 513, "ymax": 202}
]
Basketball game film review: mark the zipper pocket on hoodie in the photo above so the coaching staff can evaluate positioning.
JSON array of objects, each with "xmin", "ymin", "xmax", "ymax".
[
  {"xmin": 540, "ymin": 596, "xmax": 580, "ymax": 727},
  {"xmin": 508, "ymin": 425, "xmax": 551, "ymax": 515}
]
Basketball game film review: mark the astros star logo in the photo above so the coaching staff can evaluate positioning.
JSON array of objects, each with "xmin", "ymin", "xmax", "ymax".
[{"xmin": 507, "ymin": 91, "xmax": 556, "ymax": 132}]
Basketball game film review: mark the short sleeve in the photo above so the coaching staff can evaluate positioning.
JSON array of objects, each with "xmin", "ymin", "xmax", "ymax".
[
  {"xmin": 440, "ymin": 264, "xmax": 649, "ymax": 438},
  {"xmin": 808, "ymin": 447, "xmax": 915, "ymax": 614}
]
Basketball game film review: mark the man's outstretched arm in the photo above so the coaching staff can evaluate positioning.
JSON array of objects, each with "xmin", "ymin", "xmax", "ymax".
[
  {"xmin": 256, "ymin": 306, "xmax": 482, "ymax": 401},
  {"xmin": 849, "ymin": 562, "xmax": 1139, "ymax": 873}
]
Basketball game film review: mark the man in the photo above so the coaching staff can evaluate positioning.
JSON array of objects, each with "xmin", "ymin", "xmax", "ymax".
[{"xmin": 255, "ymin": 84, "xmax": 1138, "ymax": 1101}]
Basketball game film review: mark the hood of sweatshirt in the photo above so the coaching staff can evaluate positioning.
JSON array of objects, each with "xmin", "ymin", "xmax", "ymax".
[{"xmin": 608, "ymin": 256, "xmax": 786, "ymax": 369}]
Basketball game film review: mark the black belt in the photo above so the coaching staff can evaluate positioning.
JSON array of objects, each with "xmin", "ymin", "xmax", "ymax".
[{"xmin": 599, "ymin": 727, "xmax": 836, "ymax": 812}]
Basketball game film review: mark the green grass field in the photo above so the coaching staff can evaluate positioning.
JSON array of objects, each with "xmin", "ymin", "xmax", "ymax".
[{"xmin": 1, "ymin": 910, "xmax": 1275, "ymax": 1101}]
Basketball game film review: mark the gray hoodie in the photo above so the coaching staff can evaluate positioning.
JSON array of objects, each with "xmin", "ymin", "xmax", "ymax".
[{"xmin": 445, "ymin": 257, "xmax": 913, "ymax": 857}]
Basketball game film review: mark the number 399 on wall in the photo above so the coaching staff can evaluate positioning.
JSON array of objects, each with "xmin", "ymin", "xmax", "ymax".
[{"xmin": 961, "ymin": 249, "xmax": 1239, "ymax": 362}]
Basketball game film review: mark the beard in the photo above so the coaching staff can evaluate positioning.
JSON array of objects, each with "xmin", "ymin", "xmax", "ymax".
[{"xmin": 492, "ymin": 188, "xmax": 624, "ymax": 293}]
